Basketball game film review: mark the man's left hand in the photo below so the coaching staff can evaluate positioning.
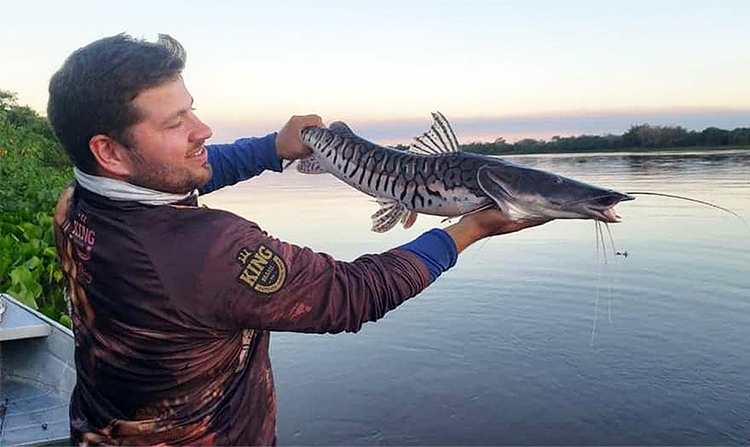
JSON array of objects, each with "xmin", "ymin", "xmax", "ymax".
[
  {"xmin": 275, "ymin": 114, "xmax": 324, "ymax": 161},
  {"xmin": 444, "ymin": 208, "xmax": 552, "ymax": 254}
]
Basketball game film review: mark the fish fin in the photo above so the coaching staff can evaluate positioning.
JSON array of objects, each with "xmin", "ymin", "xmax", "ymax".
[
  {"xmin": 477, "ymin": 165, "xmax": 513, "ymax": 216},
  {"xmin": 409, "ymin": 111, "xmax": 461, "ymax": 155},
  {"xmin": 402, "ymin": 210, "xmax": 419, "ymax": 229},
  {"xmin": 296, "ymin": 156, "xmax": 327, "ymax": 175},
  {"xmin": 371, "ymin": 198, "xmax": 409, "ymax": 233},
  {"xmin": 329, "ymin": 121, "xmax": 358, "ymax": 137}
]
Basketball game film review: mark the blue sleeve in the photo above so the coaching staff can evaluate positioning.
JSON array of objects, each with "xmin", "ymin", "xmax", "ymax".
[
  {"xmin": 199, "ymin": 133, "xmax": 282, "ymax": 195},
  {"xmin": 398, "ymin": 228, "xmax": 458, "ymax": 282}
]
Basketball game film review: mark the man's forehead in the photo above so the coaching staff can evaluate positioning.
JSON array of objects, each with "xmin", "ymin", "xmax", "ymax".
[{"xmin": 132, "ymin": 77, "xmax": 191, "ymax": 119}]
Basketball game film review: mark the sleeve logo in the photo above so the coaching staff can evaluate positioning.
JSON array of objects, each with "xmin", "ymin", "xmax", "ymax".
[{"xmin": 236, "ymin": 245, "xmax": 287, "ymax": 293}]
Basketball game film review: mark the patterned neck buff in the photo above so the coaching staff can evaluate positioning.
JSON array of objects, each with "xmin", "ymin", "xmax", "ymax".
[{"xmin": 73, "ymin": 168, "xmax": 196, "ymax": 205}]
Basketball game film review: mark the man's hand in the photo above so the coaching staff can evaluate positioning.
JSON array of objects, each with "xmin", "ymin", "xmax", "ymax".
[
  {"xmin": 444, "ymin": 208, "xmax": 552, "ymax": 254},
  {"xmin": 275, "ymin": 114, "xmax": 324, "ymax": 161}
]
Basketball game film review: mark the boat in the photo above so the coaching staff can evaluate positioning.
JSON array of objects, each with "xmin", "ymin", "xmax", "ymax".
[{"xmin": 0, "ymin": 293, "xmax": 74, "ymax": 446}]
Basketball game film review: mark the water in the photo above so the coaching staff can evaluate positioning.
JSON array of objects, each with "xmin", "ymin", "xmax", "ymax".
[{"xmin": 202, "ymin": 150, "xmax": 750, "ymax": 445}]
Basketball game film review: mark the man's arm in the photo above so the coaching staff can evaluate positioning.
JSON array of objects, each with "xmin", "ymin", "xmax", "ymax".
[
  {"xmin": 152, "ymin": 207, "xmax": 550, "ymax": 335},
  {"xmin": 199, "ymin": 134, "xmax": 279, "ymax": 195},
  {"xmin": 199, "ymin": 115, "xmax": 323, "ymax": 195}
]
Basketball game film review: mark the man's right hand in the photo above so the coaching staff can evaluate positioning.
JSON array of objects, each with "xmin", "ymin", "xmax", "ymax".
[{"xmin": 275, "ymin": 114, "xmax": 324, "ymax": 161}]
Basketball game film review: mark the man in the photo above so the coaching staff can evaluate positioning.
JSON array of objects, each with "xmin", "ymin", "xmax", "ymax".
[{"xmin": 49, "ymin": 33, "xmax": 549, "ymax": 445}]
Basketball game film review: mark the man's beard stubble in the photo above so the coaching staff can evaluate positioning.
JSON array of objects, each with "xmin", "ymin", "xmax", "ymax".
[{"xmin": 125, "ymin": 145, "xmax": 212, "ymax": 194}]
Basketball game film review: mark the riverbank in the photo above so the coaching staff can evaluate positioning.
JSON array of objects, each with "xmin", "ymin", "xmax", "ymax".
[{"xmin": 461, "ymin": 145, "xmax": 750, "ymax": 156}]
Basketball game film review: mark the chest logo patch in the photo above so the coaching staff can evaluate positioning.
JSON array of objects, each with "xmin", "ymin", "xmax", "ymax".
[{"xmin": 236, "ymin": 245, "xmax": 287, "ymax": 294}]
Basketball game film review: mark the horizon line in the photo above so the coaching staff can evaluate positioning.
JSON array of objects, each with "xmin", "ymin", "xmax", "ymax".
[{"xmin": 208, "ymin": 107, "xmax": 750, "ymax": 145}]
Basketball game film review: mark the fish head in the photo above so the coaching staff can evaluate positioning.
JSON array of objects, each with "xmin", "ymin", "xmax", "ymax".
[
  {"xmin": 571, "ymin": 187, "xmax": 635, "ymax": 222},
  {"xmin": 477, "ymin": 161, "xmax": 635, "ymax": 223}
]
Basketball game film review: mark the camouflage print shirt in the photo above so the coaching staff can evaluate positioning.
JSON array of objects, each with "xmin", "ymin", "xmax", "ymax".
[{"xmin": 54, "ymin": 136, "xmax": 431, "ymax": 445}]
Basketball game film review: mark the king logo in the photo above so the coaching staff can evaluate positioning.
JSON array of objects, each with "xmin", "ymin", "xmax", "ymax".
[{"xmin": 236, "ymin": 245, "xmax": 287, "ymax": 294}]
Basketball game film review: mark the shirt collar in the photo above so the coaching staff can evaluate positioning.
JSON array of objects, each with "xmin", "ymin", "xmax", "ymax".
[{"xmin": 73, "ymin": 168, "xmax": 197, "ymax": 205}]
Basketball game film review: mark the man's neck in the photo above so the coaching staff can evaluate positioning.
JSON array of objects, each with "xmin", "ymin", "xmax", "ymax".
[{"xmin": 73, "ymin": 168, "xmax": 195, "ymax": 205}]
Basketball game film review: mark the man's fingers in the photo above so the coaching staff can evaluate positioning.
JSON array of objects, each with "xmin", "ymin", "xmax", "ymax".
[
  {"xmin": 276, "ymin": 114, "xmax": 325, "ymax": 161},
  {"xmin": 293, "ymin": 114, "xmax": 324, "ymax": 129}
]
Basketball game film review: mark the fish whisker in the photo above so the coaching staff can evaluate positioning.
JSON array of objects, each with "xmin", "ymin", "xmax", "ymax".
[{"xmin": 626, "ymin": 191, "xmax": 748, "ymax": 227}]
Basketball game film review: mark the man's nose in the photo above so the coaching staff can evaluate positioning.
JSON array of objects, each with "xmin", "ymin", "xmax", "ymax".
[{"xmin": 190, "ymin": 115, "xmax": 213, "ymax": 142}]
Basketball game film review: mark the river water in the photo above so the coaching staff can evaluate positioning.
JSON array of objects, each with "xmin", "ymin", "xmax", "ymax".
[{"xmin": 202, "ymin": 150, "xmax": 750, "ymax": 446}]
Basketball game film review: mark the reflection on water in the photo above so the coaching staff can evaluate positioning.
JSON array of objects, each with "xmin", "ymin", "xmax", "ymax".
[{"xmin": 202, "ymin": 150, "xmax": 750, "ymax": 445}]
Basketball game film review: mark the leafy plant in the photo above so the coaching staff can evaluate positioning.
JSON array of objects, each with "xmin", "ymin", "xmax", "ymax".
[{"xmin": 1, "ymin": 89, "xmax": 72, "ymax": 326}]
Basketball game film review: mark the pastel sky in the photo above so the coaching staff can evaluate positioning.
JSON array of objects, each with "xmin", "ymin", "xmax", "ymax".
[{"xmin": 2, "ymin": 0, "xmax": 748, "ymax": 143}]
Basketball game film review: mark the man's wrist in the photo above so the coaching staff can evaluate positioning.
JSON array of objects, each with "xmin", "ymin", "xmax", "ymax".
[
  {"xmin": 443, "ymin": 219, "xmax": 485, "ymax": 254},
  {"xmin": 255, "ymin": 132, "xmax": 283, "ymax": 172}
]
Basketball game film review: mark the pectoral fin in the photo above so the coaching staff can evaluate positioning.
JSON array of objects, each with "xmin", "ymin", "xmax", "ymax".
[{"xmin": 477, "ymin": 165, "xmax": 514, "ymax": 216}]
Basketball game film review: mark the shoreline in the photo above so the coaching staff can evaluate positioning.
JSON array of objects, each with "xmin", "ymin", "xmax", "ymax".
[{"xmin": 463, "ymin": 146, "xmax": 750, "ymax": 157}]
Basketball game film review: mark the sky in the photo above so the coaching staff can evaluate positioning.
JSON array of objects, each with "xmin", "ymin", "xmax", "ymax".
[{"xmin": 1, "ymin": 0, "xmax": 749, "ymax": 144}]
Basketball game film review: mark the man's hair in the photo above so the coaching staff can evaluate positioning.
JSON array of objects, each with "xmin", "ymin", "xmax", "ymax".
[{"xmin": 47, "ymin": 33, "xmax": 186, "ymax": 174}]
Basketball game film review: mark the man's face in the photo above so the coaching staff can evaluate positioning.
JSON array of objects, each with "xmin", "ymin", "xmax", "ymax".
[{"xmin": 123, "ymin": 77, "xmax": 213, "ymax": 194}]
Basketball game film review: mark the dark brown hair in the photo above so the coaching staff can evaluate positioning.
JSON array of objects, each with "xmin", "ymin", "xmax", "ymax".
[{"xmin": 47, "ymin": 33, "xmax": 186, "ymax": 173}]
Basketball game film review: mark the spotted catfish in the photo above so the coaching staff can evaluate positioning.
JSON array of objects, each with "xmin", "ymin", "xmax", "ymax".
[{"xmin": 298, "ymin": 112, "xmax": 634, "ymax": 232}]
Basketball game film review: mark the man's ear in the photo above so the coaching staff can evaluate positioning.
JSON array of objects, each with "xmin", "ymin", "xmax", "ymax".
[{"xmin": 89, "ymin": 135, "xmax": 132, "ymax": 178}]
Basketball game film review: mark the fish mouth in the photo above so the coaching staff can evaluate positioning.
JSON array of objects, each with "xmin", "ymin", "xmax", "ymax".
[
  {"xmin": 595, "ymin": 206, "xmax": 623, "ymax": 223},
  {"xmin": 587, "ymin": 193, "xmax": 635, "ymax": 223}
]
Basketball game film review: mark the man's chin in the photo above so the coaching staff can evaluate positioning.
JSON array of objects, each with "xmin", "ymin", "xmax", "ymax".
[
  {"xmin": 127, "ymin": 164, "xmax": 212, "ymax": 194},
  {"xmin": 195, "ymin": 163, "xmax": 213, "ymax": 190}
]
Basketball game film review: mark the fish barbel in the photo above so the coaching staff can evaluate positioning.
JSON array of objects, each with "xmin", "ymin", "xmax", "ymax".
[{"xmin": 299, "ymin": 112, "xmax": 634, "ymax": 232}]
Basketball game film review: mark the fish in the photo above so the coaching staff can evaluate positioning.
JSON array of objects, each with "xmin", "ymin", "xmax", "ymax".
[{"xmin": 298, "ymin": 112, "xmax": 635, "ymax": 232}]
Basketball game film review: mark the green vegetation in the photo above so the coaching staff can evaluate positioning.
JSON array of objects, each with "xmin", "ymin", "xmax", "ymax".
[
  {"xmin": 393, "ymin": 124, "xmax": 750, "ymax": 155},
  {"xmin": 1, "ymin": 89, "xmax": 72, "ymax": 327}
]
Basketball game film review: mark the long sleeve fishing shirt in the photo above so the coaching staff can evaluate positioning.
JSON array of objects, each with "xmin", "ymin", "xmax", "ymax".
[{"xmin": 55, "ymin": 134, "xmax": 457, "ymax": 446}]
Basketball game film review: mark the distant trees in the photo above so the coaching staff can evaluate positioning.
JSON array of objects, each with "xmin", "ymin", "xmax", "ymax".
[
  {"xmin": 458, "ymin": 124, "xmax": 750, "ymax": 155},
  {"xmin": 390, "ymin": 123, "xmax": 749, "ymax": 155}
]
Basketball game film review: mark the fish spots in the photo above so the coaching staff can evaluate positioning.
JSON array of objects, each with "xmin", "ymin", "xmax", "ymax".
[
  {"xmin": 341, "ymin": 142, "xmax": 353, "ymax": 174},
  {"xmin": 419, "ymin": 157, "xmax": 434, "ymax": 178},
  {"xmin": 359, "ymin": 153, "xmax": 373, "ymax": 184},
  {"xmin": 444, "ymin": 167, "xmax": 461, "ymax": 188},
  {"xmin": 434, "ymin": 159, "xmax": 448, "ymax": 178},
  {"xmin": 385, "ymin": 154, "xmax": 397, "ymax": 174},
  {"xmin": 403, "ymin": 160, "xmax": 416, "ymax": 181},
  {"xmin": 411, "ymin": 185, "xmax": 425, "ymax": 209}
]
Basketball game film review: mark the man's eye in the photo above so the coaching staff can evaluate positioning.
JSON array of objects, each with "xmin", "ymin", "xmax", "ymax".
[{"xmin": 167, "ymin": 120, "xmax": 182, "ymax": 129}]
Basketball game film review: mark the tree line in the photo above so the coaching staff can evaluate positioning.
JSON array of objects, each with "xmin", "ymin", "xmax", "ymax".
[{"xmin": 393, "ymin": 124, "xmax": 750, "ymax": 155}]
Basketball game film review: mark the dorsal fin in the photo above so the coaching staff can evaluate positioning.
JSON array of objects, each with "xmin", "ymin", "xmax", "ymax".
[{"xmin": 409, "ymin": 111, "xmax": 461, "ymax": 155}]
